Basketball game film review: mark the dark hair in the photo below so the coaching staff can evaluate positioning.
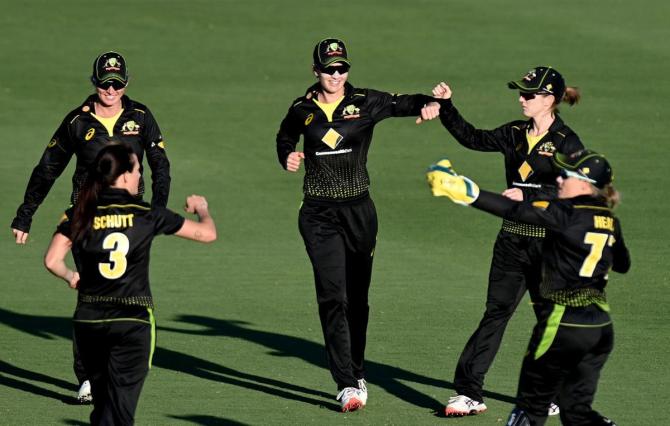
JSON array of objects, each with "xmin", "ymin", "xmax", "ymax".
[
  {"xmin": 562, "ymin": 86, "xmax": 581, "ymax": 106},
  {"xmin": 71, "ymin": 143, "xmax": 135, "ymax": 241}
]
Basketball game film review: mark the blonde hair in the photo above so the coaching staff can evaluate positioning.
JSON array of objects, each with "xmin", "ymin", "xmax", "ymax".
[{"xmin": 595, "ymin": 184, "xmax": 620, "ymax": 209}]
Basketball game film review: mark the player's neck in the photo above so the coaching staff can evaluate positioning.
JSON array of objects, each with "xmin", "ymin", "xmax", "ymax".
[
  {"xmin": 94, "ymin": 102, "xmax": 123, "ymax": 118},
  {"xmin": 530, "ymin": 112, "xmax": 555, "ymax": 136},
  {"xmin": 318, "ymin": 89, "xmax": 345, "ymax": 104}
]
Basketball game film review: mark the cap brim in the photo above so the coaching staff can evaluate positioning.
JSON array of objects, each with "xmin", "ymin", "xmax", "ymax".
[
  {"xmin": 320, "ymin": 57, "xmax": 350, "ymax": 68},
  {"xmin": 507, "ymin": 80, "xmax": 535, "ymax": 92},
  {"xmin": 553, "ymin": 152, "xmax": 576, "ymax": 170},
  {"xmin": 99, "ymin": 74, "xmax": 128, "ymax": 84}
]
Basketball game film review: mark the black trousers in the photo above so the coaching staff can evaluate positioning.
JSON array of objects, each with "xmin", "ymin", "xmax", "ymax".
[
  {"xmin": 513, "ymin": 304, "xmax": 614, "ymax": 426},
  {"xmin": 299, "ymin": 196, "xmax": 377, "ymax": 390},
  {"xmin": 454, "ymin": 231, "xmax": 543, "ymax": 402},
  {"xmin": 73, "ymin": 311, "xmax": 155, "ymax": 426}
]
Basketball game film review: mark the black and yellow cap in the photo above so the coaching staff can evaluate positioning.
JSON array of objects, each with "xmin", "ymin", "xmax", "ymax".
[
  {"xmin": 508, "ymin": 66, "xmax": 565, "ymax": 101},
  {"xmin": 313, "ymin": 38, "xmax": 350, "ymax": 70},
  {"xmin": 92, "ymin": 51, "xmax": 128, "ymax": 87},
  {"xmin": 554, "ymin": 149, "xmax": 613, "ymax": 188}
]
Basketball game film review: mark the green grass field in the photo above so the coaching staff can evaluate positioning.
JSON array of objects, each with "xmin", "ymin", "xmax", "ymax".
[{"xmin": 1, "ymin": 0, "xmax": 669, "ymax": 424}]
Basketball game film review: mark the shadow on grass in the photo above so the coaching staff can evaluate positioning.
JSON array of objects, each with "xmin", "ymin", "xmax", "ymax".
[
  {"xmin": 0, "ymin": 307, "xmax": 514, "ymax": 414},
  {"xmin": 160, "ymin": 315, "xmax": 515, "ymax": 409},
  {"xmin": 167, "ymin": 414, "xmax": 249, "ymax": 425}
]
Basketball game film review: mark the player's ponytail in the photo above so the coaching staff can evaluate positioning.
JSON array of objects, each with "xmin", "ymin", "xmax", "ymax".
[
  {"xmin": 598, "ymin": 184, "xmax": 620, "ymax": 209},
  {"xmin": 71, "ymin": 143, "xmax": 135, "ymax": 241},
  {"xmin": 562, "ymin": 86, "xmax": 581, "ymax": 106}
]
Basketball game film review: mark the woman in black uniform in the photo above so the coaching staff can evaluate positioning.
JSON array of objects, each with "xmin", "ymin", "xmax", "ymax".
[
  {"xmin": 426, "ymin": 150, "xmax": 630, "ymax": 426},
  {"xmin": 11, "ymin": 51, "xmax": 171, "ymax": 402},
  {"xmin": 276, "ymin": 38, "xmax": 437, "ymax": 412},
  {"xmin": 421, "ymin": 66, "xmax": 584, "ymax": 416},
  {"xmin": 44, "ymin": 143, "xmax": 216, "ymax": 425}
]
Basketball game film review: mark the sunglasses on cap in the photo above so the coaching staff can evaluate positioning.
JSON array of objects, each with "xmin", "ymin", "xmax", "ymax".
[
  {"xmin": 559, "ymin": 168, "xmax": 597, "ymax": 184},
  {"xmin": 96, "ymin": 79, "xmax": 127, "ymax": 90},
  {"xmin": 319, "ymin": 63, "xmax": 350, "ymax": 75}
]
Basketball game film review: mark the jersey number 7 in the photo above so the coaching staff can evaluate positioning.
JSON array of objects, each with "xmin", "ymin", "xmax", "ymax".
[{"xmin": 580, "ymin": 232, "xmax": 615, "ymax": 278}]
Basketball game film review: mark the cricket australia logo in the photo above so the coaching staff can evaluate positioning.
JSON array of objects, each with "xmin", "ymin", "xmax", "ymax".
[
  {"xmin": 523, "ymin": 69, "xmax": 537, "ymax": 81},
  {"xmin": 326, "ymin": 42, "xmax": 343, "ymax": 56},
  {"xmin": 104, "ymin": 57, "xmax": 122, "ymax": 71},
  {"xmin": 537, "ymin": 141, "xmax": 556, "ymax": 156},
  {"xmin": 342, "ymin": 104, "xmax": 360, "ymax": 120},
  {"xmin": 121, "ymin": 120, "xmax": 140, "ymax": 135},
  {"xmin": 321, "ymin": 128, "xmax": 343, "ymax": 149}
]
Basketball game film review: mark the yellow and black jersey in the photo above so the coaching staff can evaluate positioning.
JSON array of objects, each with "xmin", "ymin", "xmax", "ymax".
[
  {"xmin": 277, "ymin": 82, "xmax": 433, "ymax": 202},
  {"xmin": 56, "ymin": 188, "xmax": 184, "ymax": 318},
  {"xmin": 474, "ymin": 192, "xmax": 631, "ymax": 307},
  {"xmin": 438, "ymin": 99, "xmax": 584, "ymax": 237},
  {"xmin": 12, "ymin": 95, "xmax": 170, "ymax": 232}
]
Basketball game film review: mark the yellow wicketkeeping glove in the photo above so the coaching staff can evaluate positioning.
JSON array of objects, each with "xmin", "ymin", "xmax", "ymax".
[{"xmin": 426, "ymin": 158, "xmax": 480, "ymax": 205}]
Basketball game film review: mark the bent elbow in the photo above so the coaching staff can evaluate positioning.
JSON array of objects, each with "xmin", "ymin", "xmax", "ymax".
[
  {"xmin": 44, "ymin": 254, "xmax": 57, "ymax": 273},
  {"xmin": 203, "ymin": 228, "xmax": 217, "ymax": 243}
]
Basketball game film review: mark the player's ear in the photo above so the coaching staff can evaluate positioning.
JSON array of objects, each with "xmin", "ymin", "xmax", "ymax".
[{"xmin": 312, "ymin": 65, "xmax": 319, "ymax": 78}]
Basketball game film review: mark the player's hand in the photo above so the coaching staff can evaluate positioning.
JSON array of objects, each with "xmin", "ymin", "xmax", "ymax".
[
  {"xmin": 426, "ymin": 158, "xmax": 480, "ymax": 205},
  {"xmin": 432, "ymin": 82, "xmax": 452, "ymax": 100},
  {"xmin": 69, "ymin": 272, "xmax": 80, "ymax": 289},
  {"xmin": 502, "ymin": 188, "xmax": 524, "ymax": 201},
  {"xmin": 184, "ymin": 195, "xmax": 209, "ymax": 216},
  {"xmin": 416, "ymin": 102, "xmax": 441, "ymax": 124},
  {"xmin": 12, "ymin": 228, "xmax": 28, "ymax": 244},
  {"xmin": 286, "ymin": 152, "xmax": 305, "ymax": 172}
]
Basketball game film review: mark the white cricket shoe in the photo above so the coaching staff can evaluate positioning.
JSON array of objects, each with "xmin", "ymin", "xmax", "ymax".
[
  {"xmin": 548, "ymin": 402, "xmax": 560, "ymax": 416},
  {"xmin": 357, "ymin": 379, "xmax": 368, "ymax": 406},
  {"xmin": 336, "ymin": 387, "xmax": 364, "ymax": 412},
  {"xmin": 77, "ymin": 380, "xmax": 92, "ymax": 404},
  {"xmin": 445, "ymin": 394, "xmax": 487, "ymax": 416}
]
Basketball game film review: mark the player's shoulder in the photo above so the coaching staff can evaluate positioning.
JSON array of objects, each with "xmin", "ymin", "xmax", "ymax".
[
  {"xmin": 506, "ymin": 119, "xmax": 530, "ymax": 131},
  {"xmin": 62, "ymin": 95, "xmax": 96, "ymax": 125},
  {"xmin": 123, "ymin": 96, "xmax": 151, "ymax": 115}
]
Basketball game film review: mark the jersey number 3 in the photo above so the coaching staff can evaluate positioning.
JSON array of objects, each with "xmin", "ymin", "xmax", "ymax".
[
  {"xmin": 99, "ymin": 232, "xmax": 130, "ymax": 279},
  {"xmin": 580, "ymin": 232, "xmax": 615, "ymax": 277}
]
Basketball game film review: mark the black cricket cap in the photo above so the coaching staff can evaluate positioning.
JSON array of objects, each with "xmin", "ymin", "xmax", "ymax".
[
  {"xmin": 313, "ymin": 38, "xmax": 350, "ymax": 70},
  {"xmin": 508, "ymin": 66, "xmax": 565, "ymax": 101},
  {"xmin": 92, "ymin": 51, "xmax": 129, "ymax": 87},
  {"xmin": 554, "ymin": 149, "xmax": 613, "ymax": 188}
]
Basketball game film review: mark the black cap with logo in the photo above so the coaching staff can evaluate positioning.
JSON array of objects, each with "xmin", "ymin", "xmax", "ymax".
[
  {"xmin": 508, "ymin": 66, "xmax": 565, "ymax": 101},
  {"xmin": 313, "ymin": 38, "xmax": 350, "ymax": 70},
  {"xmin": 91, "ymin": 51, "xmax": 129, "ymax": 88},
  {"xmin": 554, "ymin": 149, "xmax": 613, "ymax": 188}
]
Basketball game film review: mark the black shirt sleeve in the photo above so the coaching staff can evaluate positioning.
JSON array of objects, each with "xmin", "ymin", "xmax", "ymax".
[
  {"xmin": 152, "ymin": 207, "xmax": 186, "ymax": 235},
  {"xmin": 438, "ymin": 99, "xmax": 511, "ymax": 153},
  {"xmin": 366, "ymin": 89, "xmax": 433, "ymax": 123},
  {"xmin": 12, "ymin": 118, "xmax": 75, "ymax": 232},
  {"xmin": 142, "ymin": 107, "xmax": 171, "ymax": 208},
  {"xmin": 472, "ymin": 190, "xmax": 564, "ymax": 230},
  {"xmin": 55, "ymin": 208, "xmax": 74, "ymax": 239},
  {"xmin": 276, "ymin": 104, "xmax": 302, "ymax": 169},
  {"xmin": 612, "ymin": 218, "xmax": 631, "ymax": 273}
]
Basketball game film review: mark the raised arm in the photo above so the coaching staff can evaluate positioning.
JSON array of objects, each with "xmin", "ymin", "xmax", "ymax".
[{"xmin": 174, "ymin": 195, "xmax": 217, "ymax": 243}]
